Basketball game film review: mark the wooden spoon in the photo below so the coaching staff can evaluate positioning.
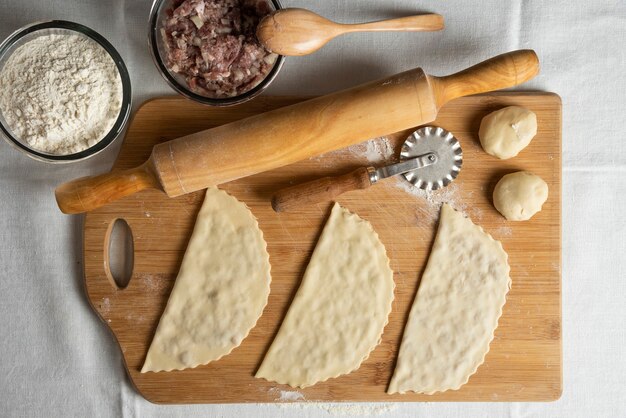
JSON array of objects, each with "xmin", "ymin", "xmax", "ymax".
[{"xmin": 257, "ymin": 8, "xmax": 444, "ymax": 56}]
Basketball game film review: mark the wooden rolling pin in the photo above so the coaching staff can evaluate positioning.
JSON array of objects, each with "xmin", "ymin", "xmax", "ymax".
[{"xmin": 55, "ymin": 50, "xmax": 539, "ymax": 214}]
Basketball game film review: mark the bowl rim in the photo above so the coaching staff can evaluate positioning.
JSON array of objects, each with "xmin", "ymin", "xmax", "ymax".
[
  {"xmin": 148, "ymin": 0, "xmax": 285, "ymax": 107},
  {"xmin": 0, "ymin": 20, "xmax": 132, "ymax": 163}
]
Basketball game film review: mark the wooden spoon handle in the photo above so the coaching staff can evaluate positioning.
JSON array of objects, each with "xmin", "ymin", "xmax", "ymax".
[
  {"xmin": 272, "ymin": 167, "xmax": 373, "ymax": 212},
  {"xmin": 431, "ymin": 49, "xmax": 540, "ymax": 108},
  {"xmin": 55, "ymin": 162, "xmax": 161, "ymax": 214},
  {"xmin": 344, "ymin": 13, "xmax": 444, "ymax": 32}
]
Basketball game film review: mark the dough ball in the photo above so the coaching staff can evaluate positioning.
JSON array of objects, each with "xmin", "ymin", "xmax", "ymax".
[
  {"xmin": 493, "ymin": 171, "xmax": 548, "ymax": 221},
  {"xmin": 479, "ymin": 106, "xmax": 537, "ymax": 159}
]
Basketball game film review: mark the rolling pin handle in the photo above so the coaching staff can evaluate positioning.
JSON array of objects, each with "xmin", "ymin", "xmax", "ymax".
[
  {"xmin": 272, "ymin": 166, "xmax": 373, "ymax": 213},
  {"xmin": 431, "ymin": 49, "xmax": 540, "ymax": 108},
  {"xmin": 55, "ymin": 162, "xmax": 161, "ymax": 214}
]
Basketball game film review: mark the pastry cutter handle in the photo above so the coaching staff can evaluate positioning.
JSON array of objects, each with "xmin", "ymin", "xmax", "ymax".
[{"xmin": 271, "ymin": 167, "xmax": 373, "ymax": 213}]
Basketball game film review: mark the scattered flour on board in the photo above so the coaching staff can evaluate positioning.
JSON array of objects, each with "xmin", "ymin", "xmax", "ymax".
[
  {"xmin": 100, "ymin": 297, "xmax": 110, "ymax": 315},
  {"xmin": 310, "ymin": 136, "xmax": 394, "ymax": 166},
  {"xmin": 137, "ymin": 273, "xmax": 169, "ymax": 292},
  {"xmin": 361, "ymin": 136, "xmax": 394, "ymax": 163},
  {"xmin": 277, "ymin": 390, "xmax": 304, "ymax": 402},
  {"xmin": 99, "ymin": 297, "xmax": 112, "ymax": 323},
  {"xmin": 469, "ymin": 206, "xmax": 484, "ymax": 222},
  {"xmin": 268, "ymin": 387, "xmax": 305, "ymax": 402},
  {"xmin": 125, "ymin": 312, "xmax": 146, "ymax": 323},
  {"xmin": 494, "ymin": 226, "xmax": 513, "ymax": 237},
  {"xmin": 392, "ymin": 177, "xmax": 469, "ymax": 219}
]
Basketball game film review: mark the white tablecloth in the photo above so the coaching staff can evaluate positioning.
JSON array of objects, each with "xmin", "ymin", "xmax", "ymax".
[{"xmin": 1, "ymin": 1, "xmax": 624, "ymax": 417}]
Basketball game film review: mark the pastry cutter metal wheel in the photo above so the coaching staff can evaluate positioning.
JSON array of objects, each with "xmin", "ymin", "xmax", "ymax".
[{"xmin": 271, "ymin": 126, "xmax": 462, "ymax": 212}]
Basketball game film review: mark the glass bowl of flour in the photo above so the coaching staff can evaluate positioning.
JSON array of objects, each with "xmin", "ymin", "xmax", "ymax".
[{"xmin": 0, "ymin": 21, "xmax": 132, "ymax": 162}]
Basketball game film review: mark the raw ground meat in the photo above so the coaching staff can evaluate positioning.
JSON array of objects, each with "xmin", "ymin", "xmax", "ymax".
[{"xmin": 162, "ymin": 0, "xmax": 278, "ymax": 98}]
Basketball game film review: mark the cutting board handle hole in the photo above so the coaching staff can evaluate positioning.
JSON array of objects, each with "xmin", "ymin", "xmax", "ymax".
[{"xmin": 105, "ymin": 218, "xmax": 134, "ymax": 290}]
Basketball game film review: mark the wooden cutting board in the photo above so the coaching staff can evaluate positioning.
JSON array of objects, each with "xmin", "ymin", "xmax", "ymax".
[{"xmin": 83, "ymin": 93, "xmax": 561, "ymax": 403}]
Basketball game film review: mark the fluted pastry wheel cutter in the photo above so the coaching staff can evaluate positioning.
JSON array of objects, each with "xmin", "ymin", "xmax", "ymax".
[{"xmin": 271, "ymin": 126, "xmax": 462, "ymax": 212}]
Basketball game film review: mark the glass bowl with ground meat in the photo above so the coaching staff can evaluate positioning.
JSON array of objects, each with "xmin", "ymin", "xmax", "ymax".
[{"xmin": 149, "ymin": 0, "xmax": 285, "ymax": 106}]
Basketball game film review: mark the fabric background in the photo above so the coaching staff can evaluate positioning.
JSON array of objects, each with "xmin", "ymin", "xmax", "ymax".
[{"xmin": 0, "ymin": 1, "xmax": 624, "ymax": 416}]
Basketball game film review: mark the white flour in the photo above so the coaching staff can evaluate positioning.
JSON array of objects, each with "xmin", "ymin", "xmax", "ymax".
[
  {"xmin": 318, "ymin": 403, "xmax": 398, "ymax": 416},
  {"xmin": 345, "ymin": 136, "xmax": 394, "ymax": 164},
  {"xmin": 0, "ymin": 33, "xmax": 122, "ymax": 154},
  {"xmin": 277, "ymin": 401, "xmax": 397, "ymax": 416},
  {"xmin": 268, "ymin": 388, "xmax": 305, "ymax": 402},
  {"xmin": 363, "ymin": 136, "xmax": 394, "ymax": 163},
  {"xmin": 310, "ymin": 136, "xmax": 394, "ymax": 168},
  {"xmin": 394, "ymin": 177, "xmax": 467, "ymax": 214},
  {"xmin": 99, "ymin": 297, "xmax": 111, "ymax": 318}
]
